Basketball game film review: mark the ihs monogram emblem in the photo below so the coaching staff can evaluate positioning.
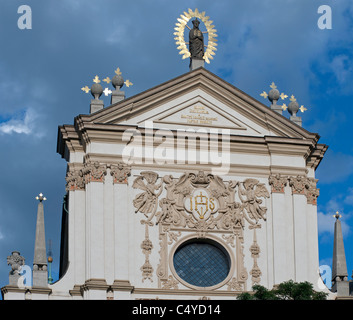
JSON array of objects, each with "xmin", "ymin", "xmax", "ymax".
[{"xmin": 184, "ymin": 188, "xmax": 218, "ymax": 221}]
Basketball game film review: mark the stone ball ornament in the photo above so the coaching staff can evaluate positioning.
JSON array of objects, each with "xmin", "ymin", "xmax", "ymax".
[
  {"xmin": 91, "ymin": 82, "xmax": 103, "ymax": 99},
  {"xmin": 288, "ymin": 96, "xmax": 300, "ymax": 116},
  {"xmin": 81, "ymin": 68, "xmax": 132, "ymax": 102},
  {"xmin": 112, "ymin": 74, "xmax": 124, "ymax": 89},
  {"xmin": 268, "ymin": 88, "xmax": 280, "ymax": 102}
]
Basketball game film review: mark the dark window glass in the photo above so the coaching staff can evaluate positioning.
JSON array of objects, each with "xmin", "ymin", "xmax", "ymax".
[{"xmin": 173, "ymin": 240, "xmax": 230, "ymax": 287}]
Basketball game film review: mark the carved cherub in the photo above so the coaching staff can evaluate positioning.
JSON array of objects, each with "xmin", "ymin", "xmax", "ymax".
[
  {"xmin": 156, "ymin": 198, "xmax": 171, "ymax": 225},
  {"xmin": 238, "ymin": 179, "xmax": 270, "ymax": 223},
  {"xmin": 132, "ymin": 171, "xmax": 163, "ymax": 218},
  {"xmin": 230, "ymin": 202, "xmax": 245, "ymax": 227}
]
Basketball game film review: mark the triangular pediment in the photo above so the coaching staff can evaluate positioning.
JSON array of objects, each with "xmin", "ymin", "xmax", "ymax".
[
  {"xmin": 81, "ymin": 68, "xmax": 318, "ymax": 140},
  {"xmin": 131, "ymin": 93, "xmax": 264, "ymax": 136},
  {"xmin": 144, "ymin": 98, "xmax": 247, "ymax": 130}
]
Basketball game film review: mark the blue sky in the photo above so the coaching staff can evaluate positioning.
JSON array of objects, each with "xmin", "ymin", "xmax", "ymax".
[{"xmin": 0, "ymin": 0, "xmax": 352, "ymax": 293}]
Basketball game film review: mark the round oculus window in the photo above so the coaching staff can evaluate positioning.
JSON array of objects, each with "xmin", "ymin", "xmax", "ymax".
[{"xmin": 173, "ymin": 239, "xmax": 231, "ymax": 288}]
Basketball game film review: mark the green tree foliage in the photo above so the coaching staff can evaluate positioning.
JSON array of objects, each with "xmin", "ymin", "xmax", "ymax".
[{"xmin": 237, "ymin": 280, "xmax": 328, "ymax": 300}]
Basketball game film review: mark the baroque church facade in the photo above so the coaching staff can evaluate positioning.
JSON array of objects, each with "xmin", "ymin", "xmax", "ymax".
[
  {"xmin": 4, "ymin": 65, "xmax": 344, "ymax": 300},
  {"xmin": 2, "ymin": 9, "xmax": 352, "ymax": 299}
]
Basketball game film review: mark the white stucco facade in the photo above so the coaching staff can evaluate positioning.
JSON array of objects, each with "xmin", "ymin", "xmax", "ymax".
[{"xmin": 2, "ymin": 68, "xmax": 331, "ymax": 300}]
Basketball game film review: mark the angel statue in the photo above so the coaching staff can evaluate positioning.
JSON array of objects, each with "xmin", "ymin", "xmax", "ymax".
[
  {"xmin": 132, "ymin": 171, "xmax": 163, "ymax": 220},
  {"xmin": 238, "ymin": 178, "xmax": 270, "ymax": 223}
]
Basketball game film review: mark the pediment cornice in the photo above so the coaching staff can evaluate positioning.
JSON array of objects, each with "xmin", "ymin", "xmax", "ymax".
[{"xmin": 57, "ymin": 68, "xmax": 327, "ymax": 170}]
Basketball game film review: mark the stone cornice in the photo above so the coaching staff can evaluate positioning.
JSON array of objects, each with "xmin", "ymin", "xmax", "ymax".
[
  {"xmin": 69, "ymin": 279, "xmax": 134, "ymax": 298},
  {"xmin": 59, "ymin": 123, "xmax": 324, "ymax": 165},
  {"xmin": 111, "ymin": 280, "xmax": 134, "ymax": 292},
  {"xmin": 1, "ymin": 285, "xmax": 52, "ymax": 296},
  {"xmin": 78, "ymin": 68, "xmax": 320, "ymax": 140},
  {"xmin": 306, "ymin": 143, "xmax": 328, "ymax": 169},
  {"xmin": 57, "ymin": 125, "xmax": 84, "ymax": 160},
  {"xmin": 1, "ymin": 285, "xmax": 27, "ymax": 295},
  {"xmin": 57, "ymin": 68, "xmax": 327, "ymax": 170},
  {"xmin": 80, "ymin": 279, "xmax": 108, "ymax": 292}
]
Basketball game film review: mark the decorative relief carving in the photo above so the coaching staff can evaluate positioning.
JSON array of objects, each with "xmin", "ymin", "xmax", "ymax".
[
  {"xmin": 140, "ymin": 222, "xmax": 154, "ymax": 283},
  {"xmin": 65, "ymin": 168, "xmax": 85, "ymax": 191},
  {"xmin": 132, "ymin": 170, "xmax": 270, "ymax": 290},
  {"xmin": 110, "ymin": 163, "xmax": 131, "ymax": 184},
  {"xmin": 65, "ymin": 161, "xmax": 130, "ymax": 191},
  {"xmin": 269, "ymin": 174, "xmax": 320, "ymax": 205},
  {"xmin": 232, "ymin": 224, "xmax": 248, "ymax": 291},
  {"xmin": 133, "ymin": 171, "xmax": 163, "ymax": 282},
  {"xmin": 7, "ymin": 251, "xmax": 25, "ymax": 275},
  {"xmin": 133, "ymin": 171, "xmax": 163, "ymax": 220},
  {"xmin": 156, "ymin": 224, "xmax": 168, "ymax": 283},
  {"xmin": 82, "ymin": 161, "xmax": 107, "ymax": 183},
  {"xmin": 249, "ymin": 227, "xmax": 261, "ymax": 285},
  {"xmin": 222, "ymin": 234, "xmax": 235, "ymax": 248},
  {"xmin": 268, "ymin": 174, "xmax": 288, "ymax": 193},
  {"xmin": 154, "ymin": 172, "xmax": 270, "ymax": 232},
  {"xmin": 227, "ymin": 277, "xmax": 244, "ymax": 291},
  {"xmin": 306, "ymin": 178, "xmax": 320, "ymax": 205},
  {"xmin": 289, "ymin": 175, "xmax": 320, "ymax": 205},
  {"xmin": 161, "ymin": 275, "xmax": 179, "ymax": 290},
  {"xmin": 140, "ymin": 259, "xmax": 153, "ymax": 283},
  {"xmin": 289, "ymin": 175, "xmax": 308, "ymax": 195},
  {"xmin": 239, "ymin": 179, "xmax": 270, "ymax": 223}
]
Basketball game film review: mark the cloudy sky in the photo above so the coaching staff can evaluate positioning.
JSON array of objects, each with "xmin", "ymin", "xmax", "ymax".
[{"xmin": 0, "ymin": 0, "xmax": 352, "ymax": 293}]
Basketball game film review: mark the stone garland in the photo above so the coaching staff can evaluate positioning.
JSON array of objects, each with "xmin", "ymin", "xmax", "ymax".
[
  {"xmin": 249, "ymin": 226, "xmax": 261, "ymax": 286},
  {"xmin": 140, "ymin": 221, "xmax": 154, "ymax": 283}
]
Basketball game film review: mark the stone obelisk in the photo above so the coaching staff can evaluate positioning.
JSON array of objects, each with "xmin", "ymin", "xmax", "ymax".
[
  {"xmin": 331, "ymin": 212, "xmax": 349, "ymax": 297},
  {"xmin": 32, "ymin": 193, "xmax": 48, "ymax": 287}
]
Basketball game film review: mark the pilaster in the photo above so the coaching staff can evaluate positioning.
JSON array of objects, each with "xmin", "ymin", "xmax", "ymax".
[
  {"xmin": 113, "ymin": 169, "xmax": 131, "ymax": 281},
  {"xmin": 73, "ymin": 190, "xmax": 86, "ymax": 285},
  {"xmin": 289, "ymin": 176, "xmax": 309, "ymax": 282},
  {"xmin": 84, "ymin": 162, "xmax": 107, "ymax": 280},
  {"xmin": 269, "ymin": 174, "xmax": 295, "ymax": 284}
]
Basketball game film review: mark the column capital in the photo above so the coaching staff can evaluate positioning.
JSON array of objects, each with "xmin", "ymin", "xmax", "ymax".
[
  {"xmin": 269, "ymin": 174, "xmax": 288, "ymax": 193},
  {"xmin": 82, "ymin": 161, "xmax": 107, "ymax": 183},
  {"xmin": 110, "ymin": 162, "xmax": 131, "ymax": 184},
  {"xmin": 66, "ymin": 166, "xmax": 85, "ymax": 191}
]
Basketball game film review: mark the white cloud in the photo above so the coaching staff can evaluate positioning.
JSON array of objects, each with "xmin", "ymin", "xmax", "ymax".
[
  {"xmin": 0, "ymin": 108, "xmax": 42, "ymax": 136},
  {"xmin": 318, "ymin": 211, "xmax": 335, "ymax": 235},
  {"xmin": 344, "ymin": 188, "xmax": 353, "ymax": 206},
  {"xmin": 317, "ymin": 209, "xmax": 351, "ymax": 238}
]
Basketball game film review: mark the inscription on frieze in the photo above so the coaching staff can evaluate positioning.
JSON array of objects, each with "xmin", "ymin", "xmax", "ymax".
[{"xmin": 180, "ymin": 105, "xmax": 218, "ymax": 125}]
